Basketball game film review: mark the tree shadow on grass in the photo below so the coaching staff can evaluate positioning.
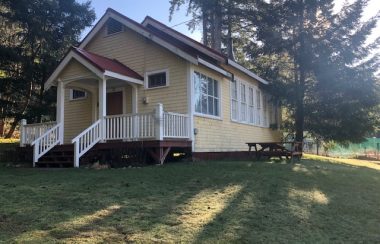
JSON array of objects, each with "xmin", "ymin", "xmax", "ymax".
[{"xmin": 192, "ymin": 159, "xmax": 380, "ymax": 243}]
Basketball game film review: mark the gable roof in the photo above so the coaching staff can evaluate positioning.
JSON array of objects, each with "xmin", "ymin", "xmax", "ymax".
[
  {"xmin": 73, "ymin": 47, "xmax": 143, "ymax": 80},
  {"xmin": 47, "ymin": 8, "xmax": 268, "ymax": 88},
  {"xmin": 141, "ymin": 15, "xmax": 269, "ymax": 84}
]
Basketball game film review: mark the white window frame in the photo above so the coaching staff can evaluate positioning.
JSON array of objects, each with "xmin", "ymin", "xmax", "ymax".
[
  {"xmin": 230, "ymin": 80, "xmax": 239, "ymax": 121},
  {"xmin": 193, "ymin": 71, "xmax": 221, "ymax": 120},
  {"xmin": 240, "ymin": 83, "xmax": 247, "ymax": 122},
  {"xmin": 69, "ymin": 89, "xmax": 87, "ymax": 101},
  {"xmin": 144, "ymin": 69, "xmax": 169, "ymax": 90},
  {"xmin": 248, "ymin": 87, "xmax": 255, "ymax": 124}
]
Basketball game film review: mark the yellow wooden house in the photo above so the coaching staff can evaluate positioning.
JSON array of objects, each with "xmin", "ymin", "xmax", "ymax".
[{"xmin": 19, "ymin": 8, "xmax": 281, "ymax": 167}]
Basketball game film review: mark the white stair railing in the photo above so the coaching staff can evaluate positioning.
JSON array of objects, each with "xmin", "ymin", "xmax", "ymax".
[
  {"xmin": 71, "ymin": 119, "xmax": 102, "ymax": 168},
  {"xmin": 105, "ymin": 113, "xmax": 155, "ymax": 140},
  {"xmin": 163, "ymin": 112, "xmax": 190, "ymax": 138},
  {"xmin": 30, "ymin": 123, "xmax": 62, "ymax": 166}
]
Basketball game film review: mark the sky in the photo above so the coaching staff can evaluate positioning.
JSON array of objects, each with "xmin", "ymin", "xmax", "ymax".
[{"xmin": 78, "ymin": 0, "xmax": 379, "ymax": 43}]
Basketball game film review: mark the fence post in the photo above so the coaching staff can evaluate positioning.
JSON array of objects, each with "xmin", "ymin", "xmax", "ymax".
[
  {"xmin": 155, "ymin": 103, "xmax": 164, "ymax": 141},
  {"xmin": 19, "ymin": 119, "xmax": 27, "ymax": 147}
]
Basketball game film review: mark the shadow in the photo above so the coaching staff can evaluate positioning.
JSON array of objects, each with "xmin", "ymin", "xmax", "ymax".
[{"xmin": 192, "ymin": 159, "xmax": 380, "ymax": 243}]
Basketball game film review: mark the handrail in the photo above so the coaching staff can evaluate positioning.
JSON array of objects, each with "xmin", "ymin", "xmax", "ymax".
[
  {"xmin": 22, "ymin": 121, "xmax": 57, "ymax": 146},
  {"xmin": 24, "ymin": 121, "xmax": 56, "ymax": 128},
  {"xmin": 31, "ymin": 123, "xmax": 62, "ymax": 166},
  {"xmin": 72, "ymin": 119, "xmax": 102, "ymax": 168}
]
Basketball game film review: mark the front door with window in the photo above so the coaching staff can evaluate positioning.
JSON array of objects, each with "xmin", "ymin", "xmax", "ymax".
[{"xmin": 106, "ymin": 91, "xmax": 123, "ymax": 115}]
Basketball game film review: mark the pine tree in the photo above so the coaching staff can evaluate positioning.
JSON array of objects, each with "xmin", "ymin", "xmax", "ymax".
[{"xmin": 0, "ymin": 0, "xmax": 95, "ymax": 137}]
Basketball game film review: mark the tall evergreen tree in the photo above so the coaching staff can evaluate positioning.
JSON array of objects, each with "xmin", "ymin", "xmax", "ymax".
[
  {"xmin": 250, "ymin": 0, "xmax": 380, "ymax": 142},
  {"xmin": 0, "ymin": 0, "xmax": 95, "ymax": 137},
  {"xmin": 170, "ymin": 0, "xmax": 380, "ymax": 143}
]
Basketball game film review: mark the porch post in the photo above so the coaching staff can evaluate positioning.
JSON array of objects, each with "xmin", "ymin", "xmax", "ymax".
[
  {"xmin": 99, "ymin": 77, "xmax": 107, "ymax": 142},
  {"xmin": 131, "ymin": 85, "xmax": 138, "ymax": 113},
  {"xmin": 155, "ymin": 103, "xmax": 164, "ymax": 141},
  {"xmin": 19, "ymin": 119, "xmax": 27, "ymax": 147},
  {"xmin": 56, "ymin": 81, "xmax": 65, "ymax": 144}
]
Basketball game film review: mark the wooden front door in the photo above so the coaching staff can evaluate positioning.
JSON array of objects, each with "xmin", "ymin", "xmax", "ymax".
[{"xmin": 106, "ymin": 91, "xmax": 123, "ymax": 115}]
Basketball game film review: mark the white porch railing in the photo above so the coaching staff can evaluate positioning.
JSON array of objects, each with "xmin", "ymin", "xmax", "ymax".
[
  {"xmin": 21, "ymin": 104, "xmax": 191, "ymax": 168},
  {"xmin": 71, "ymin": 119, "xmax": 102, "ymax": 168},
  {"xmin": 105, "ymin": 113, "xmax": 155, "ymax": 140},
  {"xmin": 163, "ymin": 112, "xmax": 190, "ymax": 138},
  {"xmin": 20, "ymin": 120, "xmax": 57, "ymax": 146},
  {"xmin": 30, "ymin": 123, "xmax": 62, "ymax": 166}
]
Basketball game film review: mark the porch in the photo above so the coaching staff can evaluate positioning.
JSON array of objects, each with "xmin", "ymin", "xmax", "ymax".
[{"xmin": 20, "ymin": 104, "xmax": 191, "ymax": 167}]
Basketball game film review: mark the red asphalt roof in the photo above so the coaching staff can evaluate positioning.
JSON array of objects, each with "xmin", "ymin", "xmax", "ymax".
[{"xmin": 73, "ymin": 47, "xmax": 143, "ymax": 80}]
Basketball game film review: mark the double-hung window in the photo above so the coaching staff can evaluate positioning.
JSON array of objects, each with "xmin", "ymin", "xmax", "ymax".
[
  {"xmin": 256, "ymin": 90, "xmax": 261, "ymax": 125},
  {"xmin": 240, "ymin": 83, "xmax": 247, "ymax": 122},
  {"xmin": 231, "ymin": 81, "xmax": 238, "ymax": 121},
  {"xmin": 248, "ymin": 87, "xmax": 255, "ymax": 124},
  {"xmin": 194, "ymin": 71, "xmax": 220, "ymax": 117}
]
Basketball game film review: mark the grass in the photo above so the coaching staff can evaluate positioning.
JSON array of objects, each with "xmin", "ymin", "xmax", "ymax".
[{"xmin": 0, "ymin": 157, "xmax": 379, "ymax": 243}]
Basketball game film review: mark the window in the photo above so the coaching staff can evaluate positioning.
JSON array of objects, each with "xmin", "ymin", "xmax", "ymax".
[
  {"xmin": 263, "ymin": 94, "xmax": 268, "ymax": 127},
  {"xmin": 106, "ymin": 18, "xmax": 123, "ymax": 35},
  {"xmin": 194, "ymin": 71, "xmax": 220, "ymax": 117},
  {"xmin": 70, "ymin": 89, "xmax": 87, "ymax": 101},
  {"xmin": 256, "ymin": 90, "xmax": 261, "ymax": 125},
  {"xmin": 248, "ymin": 87, "xmax": 255, "ymax": 124},
  {"xmin": 231, "ymin": 81, "xmax": 238, "ymax": 121},
  {"xmin": 240, "ymin": 83, "xmax": 247, "ymax": 122},
  {"xmin": 146, "ymin": 70, "xmax": 168, "ymax": 89}
]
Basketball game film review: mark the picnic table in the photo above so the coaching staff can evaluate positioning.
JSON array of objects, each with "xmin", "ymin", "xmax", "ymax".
[{"xmin": 246, "ymin": 141, "xmax": 303, "ymax": 161}]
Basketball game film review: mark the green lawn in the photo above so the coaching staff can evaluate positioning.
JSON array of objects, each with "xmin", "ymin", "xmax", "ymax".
[{"xmin": 0, "ymin": 157, "xmax": 379, "ymax": 243}]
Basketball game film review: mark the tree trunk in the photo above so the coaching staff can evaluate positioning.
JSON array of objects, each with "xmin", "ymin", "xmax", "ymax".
[
  {"xmin": 5, "ymin": 119, "xmax": 18, "ymax": 138},
  {"xmin": 295, "ymin": 68, "xmax": 305, "ymax": 142},
  {"xmin": 226, "ymin": 2, "xmax": 234, "ymax": 60},
  {"xmin": 212, "ymin": 2, "xmax": 222, "ymax": 52},
  {"xmin": 295, "ymin": 0, "xmax": 305, "ymax": 143},
  {"xmin": 202, "ymin": 8, "xmax": 209, "ymax": 46}
]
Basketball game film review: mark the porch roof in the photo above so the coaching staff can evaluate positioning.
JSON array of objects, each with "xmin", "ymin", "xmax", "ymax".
[{"xmin": 73, "ymin": 47, "xmax": 143, "ymax": 81}]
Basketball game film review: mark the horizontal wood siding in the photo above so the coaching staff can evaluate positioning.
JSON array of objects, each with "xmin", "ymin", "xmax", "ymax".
[
  {"xmin": 85, "ymin": 26, "xmax": 188, "ymax": 114},
  {"xmin": 59, "ymin": 59, "xmax": 95, "ymax": 80},
  {"xmin": 64, "ymin": 89, "xmax": 93, "ymax": 143},
  {"xmin": 193, "ymin": 64, "xmax": 281, "ymax": 152}
]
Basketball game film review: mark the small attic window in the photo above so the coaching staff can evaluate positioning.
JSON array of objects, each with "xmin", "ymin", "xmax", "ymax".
[{"xmin": 106, "ymin": 18, "xmax": 123, "ymax": 35}]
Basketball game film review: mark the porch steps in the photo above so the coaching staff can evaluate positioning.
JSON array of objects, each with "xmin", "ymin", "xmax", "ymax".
[{"xmin": 36, "ymin": 145, "xmax": 74, "ymax": 168}]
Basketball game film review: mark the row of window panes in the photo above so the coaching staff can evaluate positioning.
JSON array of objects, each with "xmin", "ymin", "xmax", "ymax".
[{"xmin": 231, "ymin": 80, "xmax": 275, "ymax": 127}]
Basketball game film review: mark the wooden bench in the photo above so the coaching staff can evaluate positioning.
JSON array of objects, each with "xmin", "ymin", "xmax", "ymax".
[{"xmin": 246, "ymin": 142, "xmax": 303, "ymax": 161}]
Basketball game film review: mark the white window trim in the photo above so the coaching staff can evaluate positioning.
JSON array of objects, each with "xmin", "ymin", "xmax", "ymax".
[
  {"xmin": 69, "ymin": 89, "xmax": 87, "ymax": 101},
  {"xmin": 230, "ymin": 81, "xmax": 239, "ymax": 122},
  {"xmin": 193, "ymin": 71, "xmax": 222, "ymax": 119},
  {"xmin": 144, "ymin": 69, "xmax": 169, "ymax": 90}
]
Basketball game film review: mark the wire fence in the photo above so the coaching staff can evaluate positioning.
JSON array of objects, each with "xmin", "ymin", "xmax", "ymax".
[{"xmin": 303, "ymin": 138, "xmax": 380, "ymax": 160}]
